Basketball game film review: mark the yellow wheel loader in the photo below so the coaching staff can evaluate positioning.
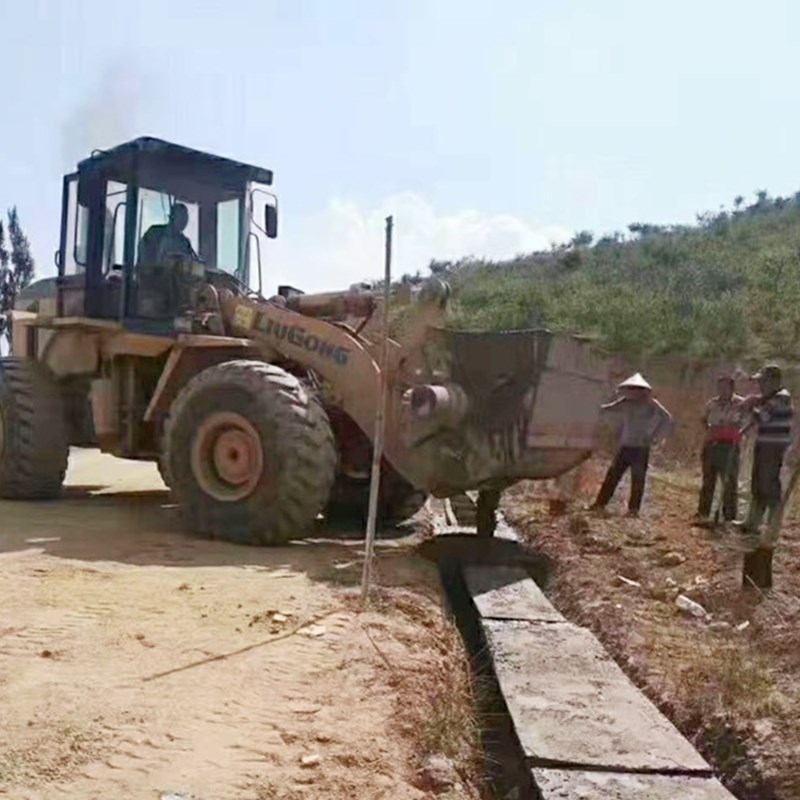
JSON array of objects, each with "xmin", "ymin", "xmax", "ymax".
[{"xmin": 6, "ymin": 137, "xmax": 611, "ymax": 544}]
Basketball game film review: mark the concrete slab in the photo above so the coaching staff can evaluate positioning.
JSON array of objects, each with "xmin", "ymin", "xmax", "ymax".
[
  {"xmin": 484, "ymin": 619, "xmax": 711, "ymax": 773},
  {"xmin": 463, "ymin": 565, "xmax": 564, "ymax": 623},
  {"xmin": 532, "ymin": 769, "xmax": 735, "ymax": 799}
]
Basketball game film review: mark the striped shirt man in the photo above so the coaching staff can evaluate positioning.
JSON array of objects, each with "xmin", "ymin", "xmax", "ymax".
[
  {"xmin": 750, "ymin": 389, "xmax": 794, "ymax": 447},
  {"xmin": 739, "ymin": 364, "xmax": 794, "ymax": 531}
]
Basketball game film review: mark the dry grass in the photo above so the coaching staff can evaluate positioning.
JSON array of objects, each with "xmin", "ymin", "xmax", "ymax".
[
  {"xmin": 328, "ymin": 536, "xmax": 483, "ymax": 786},
  {"xmin": 504, "ymin": 464, "xmax": 800, "ymax": 799},
  {"xmin": 671, "ymin": 642, "xmax": 781, "ymax": 723},
  {"xmin": 338, "ymin": 581, "xmax": 485, "ymax": 797},
  {"xmin": 659, "ymin": 637, "xmax": 784, "ymax": 786},
  {"xmin": 409, "ymin": 623, "xmax": 484, "ymax": 765},
  {"xmin": 364, "ymin": 587, "xmax": 484, "ymax": 771},
  {"xmin": 752, "ymin": 591, "xmax": 800, "ymax": 668}
]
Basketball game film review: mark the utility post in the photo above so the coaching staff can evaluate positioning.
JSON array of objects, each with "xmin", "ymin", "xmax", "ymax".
[{"xmin": 361, "ymin": 216, "xmax": 393, "ymax": 606}]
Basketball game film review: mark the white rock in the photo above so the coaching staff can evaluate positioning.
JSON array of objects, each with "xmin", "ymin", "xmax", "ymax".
[
  {"xmin": 660, "ymin": 551, "xmax": 686, "ymax": 567},
  {"xmin": 161, "ymin": 794, "xmax": 201, "ymax": 800},
  {"xmin": 675, "ymin": 594, "xmax": 708, "ymax": 618},
  {"xmin": 414, "ymin": 754, "xmax": 458, "ymax": 792}
]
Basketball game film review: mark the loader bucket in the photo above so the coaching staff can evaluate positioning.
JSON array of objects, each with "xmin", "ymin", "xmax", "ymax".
[{"xmin": 408, "ymin": 328, "xmax": 614, "ymax": 496}]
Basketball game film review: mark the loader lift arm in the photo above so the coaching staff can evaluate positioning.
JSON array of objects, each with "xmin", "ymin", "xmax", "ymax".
[{"xmin": 219, "ymin": 290, "xmax": 422, "ymax": 489}]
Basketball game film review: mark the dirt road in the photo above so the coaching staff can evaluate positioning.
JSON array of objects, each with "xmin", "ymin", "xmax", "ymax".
[{"xmin": 0, "ymin": 450, "xmax": 468, "ymax": 800}]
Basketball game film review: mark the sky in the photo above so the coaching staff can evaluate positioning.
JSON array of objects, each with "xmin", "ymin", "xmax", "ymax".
[{"xmin": 1, "ymin": 0, "xmax": 800, "ymax": 292}]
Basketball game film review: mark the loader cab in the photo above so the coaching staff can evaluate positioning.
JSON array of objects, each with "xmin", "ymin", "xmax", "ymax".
[{"xmin": 56, "ymin": 136, "xmax": 277, "ymax": 334}]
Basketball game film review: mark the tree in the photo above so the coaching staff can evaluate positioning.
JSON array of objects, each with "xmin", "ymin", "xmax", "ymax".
[
  {"xmin": 570, "ymin": 230, "xmax": 594, "ymax": 248},
  {"xmin": 754, "ymin": 189, "xmax": 770, "ymax": 209},
  {"xmin": 0, "ymin": 207, "xmax": 36, "ymax": 347},
  {"xmin": 0, "ymin": 221, "xmax": 10, "ymax": 345}
]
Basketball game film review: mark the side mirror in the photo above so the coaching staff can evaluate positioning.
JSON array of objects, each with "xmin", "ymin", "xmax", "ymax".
[{"xmin": 264, "ymin": 204, "xmax": 278, "ymax": 239}]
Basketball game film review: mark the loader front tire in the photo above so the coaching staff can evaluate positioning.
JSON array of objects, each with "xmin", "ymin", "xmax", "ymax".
[
  {"xmin": 163, "ymin": 360, "xmax": 336, "ymax": 545},
  {"xmin": 0, "ymin": 358, "xmax": 69, "ymax": 499}
]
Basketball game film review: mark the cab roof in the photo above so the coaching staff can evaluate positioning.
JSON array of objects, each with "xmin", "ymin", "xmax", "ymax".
[{"xmin": 77, "ymin": 136, "xmax": 274, "ymax": 186}]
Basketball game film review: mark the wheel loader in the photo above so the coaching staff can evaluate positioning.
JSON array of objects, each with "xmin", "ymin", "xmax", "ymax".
[{"xmin": 4, "ymin": 137, "xmax": 612, "ymax": 544}]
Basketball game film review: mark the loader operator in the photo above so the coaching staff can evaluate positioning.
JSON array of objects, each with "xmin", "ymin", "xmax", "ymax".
[{"xmin": 137, "ymin": 203, "xmax": 198, "ymax": 266}]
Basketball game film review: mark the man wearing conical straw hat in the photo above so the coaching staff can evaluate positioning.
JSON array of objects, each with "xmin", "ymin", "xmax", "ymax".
[{"xmin": 589, "ymin": 372, "xmax": 674, "ymax": 517}]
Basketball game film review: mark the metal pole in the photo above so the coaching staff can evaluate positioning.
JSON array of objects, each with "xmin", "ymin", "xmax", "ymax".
[{"xmin": 361, "ymin": 215, "xmax": 393, "ymax": 606}]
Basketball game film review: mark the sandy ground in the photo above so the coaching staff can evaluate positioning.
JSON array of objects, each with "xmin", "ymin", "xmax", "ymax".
[
  {"xmin": 0, "ymin": 449, "xmax": 466, "ymax": 800},
  {"xmin": 506, "ymin": 460, "xmax": 800, "ymax": 800}
]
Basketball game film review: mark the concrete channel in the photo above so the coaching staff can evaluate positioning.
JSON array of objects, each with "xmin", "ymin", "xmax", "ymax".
[{"xmin": 430, "ymin": 505, "xmax": 737, "ymax": 800}]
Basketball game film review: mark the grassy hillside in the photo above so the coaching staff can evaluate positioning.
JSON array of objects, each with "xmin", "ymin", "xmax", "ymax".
[{"xmin": 428, "ymin": 191, "xmax": 800, "ymax": 363}]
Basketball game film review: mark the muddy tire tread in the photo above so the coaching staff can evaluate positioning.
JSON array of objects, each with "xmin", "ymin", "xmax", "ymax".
[
  {"xmin": 162, "ymin": 359, "xmax": 336, "ymax": 545},
  {"xmin": 0, "ymin": 357, "xmax": 69, "ymax": 499}
]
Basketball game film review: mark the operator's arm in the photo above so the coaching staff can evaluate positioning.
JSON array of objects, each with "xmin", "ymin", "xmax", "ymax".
[
  {"xmin": 738, "ymin": 394, "xmax": 759, "ymax": 437},
  {"xmin": 597, "ymin": 397, "xmax": 626, "ymax": 433},
  {"xmin": 179, "ymin": 234, "xmax": 201, "ymax": 261},
  {"xmin": 137, "ymin": 227, "xmax": 159, "ymax": 266},
  {"xmin": 600, "ymin": 396, "xmax": 626, "ymax": 413},
  {"xmin": 650, "ymin": 399, "xmax": 674, "ymax": 445}
]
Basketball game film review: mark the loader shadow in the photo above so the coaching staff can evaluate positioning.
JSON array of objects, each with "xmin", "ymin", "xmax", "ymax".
[
  {"xmin": 0, "ymin": 485, "xmax": 439, "ymax": 597},
  {"xmin": 415, "ymin": 533, "xmax": 553, "ymax": 592}
]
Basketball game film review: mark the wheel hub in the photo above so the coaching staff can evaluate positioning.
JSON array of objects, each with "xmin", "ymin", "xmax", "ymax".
[
  {"xmin": 213, "ymin": 429, "xmax": 258, "ymax": 485},
  {"xmin": 191, "ymin": 412, "xmax": 264, "ymax": 502}
]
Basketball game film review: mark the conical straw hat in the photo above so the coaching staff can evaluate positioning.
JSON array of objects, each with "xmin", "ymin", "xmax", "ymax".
[{"xmin": 618, "ymin": 372, "xmax": 651, "ymax": 390}]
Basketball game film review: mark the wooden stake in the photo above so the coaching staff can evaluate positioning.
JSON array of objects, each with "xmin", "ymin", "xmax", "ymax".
[{"xmin": 743, "ymin": 453, "xmax": 800, "ymax": 590}]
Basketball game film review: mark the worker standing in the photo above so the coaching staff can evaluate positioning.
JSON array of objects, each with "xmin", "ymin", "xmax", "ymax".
[
  {"xmin": 694, "ymin": 375, "xmax": 746, "ymax": 525},
  {"xmin": 589, "ymin": 373, "xmax": 673, "ymax": 517},
  {"xmin": 735, "ymin": 364, "xmax": 794, "ymax": 532}
]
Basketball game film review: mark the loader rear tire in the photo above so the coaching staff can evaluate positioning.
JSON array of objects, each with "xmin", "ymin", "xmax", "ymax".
[
  {"xmin": 0, "ymin": 358, "xmax": 69, "ymax": 499},
  {"xmin": 163, "ymin": 360, "xmax": 336, "ymax": 545}
]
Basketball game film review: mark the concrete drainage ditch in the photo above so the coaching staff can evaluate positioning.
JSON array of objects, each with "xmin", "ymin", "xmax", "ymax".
[{"xmin": 425, "ymin": 499, "xmax": 737, "ymax": 800}]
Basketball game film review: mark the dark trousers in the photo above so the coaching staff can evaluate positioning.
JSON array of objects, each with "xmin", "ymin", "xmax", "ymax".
[
  {"xmin": 595, "ymin": 446, "xmax": 650, "ymax": 512},
  {"xmin": 697, "ymin": 442, "xmax": 740, "ymax": 520},
  {"xmin": 746, "ymin": 441, "xmax": 787, "ymax": 528}
]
